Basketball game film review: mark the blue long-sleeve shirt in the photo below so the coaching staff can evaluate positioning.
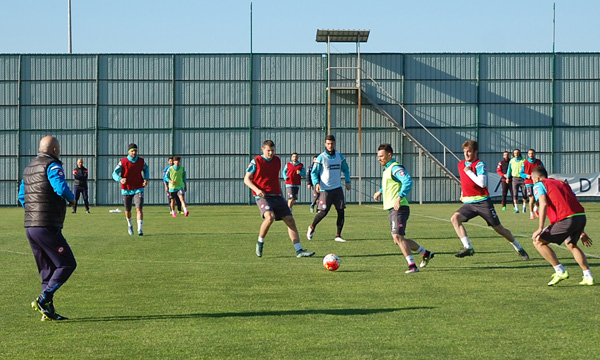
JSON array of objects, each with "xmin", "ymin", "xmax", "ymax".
[
  {"xmin": 19, "ymin": 162, "xmax": 75, "ymax": 207},
  {"xmin": 112, "ymin": 155, "xmax": 149, "ymax": 195},
  {"xmin": 378, "ymin": 159, "xmax": 413, "ymax": 198}
]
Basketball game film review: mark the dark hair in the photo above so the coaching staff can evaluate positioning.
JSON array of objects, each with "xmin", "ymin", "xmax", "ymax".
[
  {"xmin": 531, "ymin": 165, "xmax": 547, "ymax": 178},
  {"xmin": 462, "ymin": 140, "xmax": 478, "ymax": 152},
  {"xmin": 325, "ymin": 135, "xmax": 336, "ymax": 142},
  {"xmin": 528, "ymin": 148, "xmax": 536, "ymax": 153},
  {"xmin": 313, "ymin": 155, "xmax": 318, "ymax": 159},
  {"xmin": 291, "ymin": 152, "xmax": 298, "ymax": 156},
  {"xmin": 168, "ymin": 157, "xmax": 173, "ymax": 161},
  {"xmin": 513, "ymin": 149, "xmax": 521, "ymax": 157},
  {"xmin": 173, "ymin": 156, "xmax": 181, "ymax": 162},
  {"xmin": 378, "ymin": 143, "xmax": 393, "ymax": 154},
  {"xmin": 262, "ymin": 140, "xmax": 275, "ymax": 148}
]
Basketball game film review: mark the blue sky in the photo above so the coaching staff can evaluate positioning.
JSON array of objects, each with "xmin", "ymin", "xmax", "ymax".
[{"xmin": 0, "ymin": 0, "xmax": 598, "ymax": 54}]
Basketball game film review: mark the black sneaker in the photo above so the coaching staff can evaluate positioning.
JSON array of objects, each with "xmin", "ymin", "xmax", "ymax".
[
  {"xmin": 31, "ymin": 297, "xmax": 68, "ymax": 321},
  {"xmin": 455, "ymin": 248, "xmax": 475, "ymax": 258},
  {"xmin": 420, "ymin": 250, "xmax": 435, "ymax": 268},
  {"xmin": 518, "ymin": 248, "xmax": 530, "ymax": 260}
]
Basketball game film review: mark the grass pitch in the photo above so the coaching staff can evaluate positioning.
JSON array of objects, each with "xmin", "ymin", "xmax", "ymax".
[{"xmin": 1, "ymin": 203, "xmax": 599, "ymax": 359}]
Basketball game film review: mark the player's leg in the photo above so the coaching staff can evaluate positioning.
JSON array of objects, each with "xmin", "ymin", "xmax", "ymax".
[
  {"xmin": 123, "ymin": 195, "xmax": 134, "ymax": 235},
  {"xmin": 170, "ymin": 196, "xmax": 177, "ymax": 217},
  {"xmin": 82, "ymin": 188, "xmax": 90, "ymax": 212},
  {"xmin": 511, "ymin": 180, "xmax": 520, "ymax": 212},
  {"xmin": 135, "ymin": 193, "xmax": 144, "ymax": 235},
  {"xmin": 178, "ymin": 190, "xmax": 188, "ymax": 216},
  {"xmin": 451, "ymin": 206, "xmax": 476, "ymax": 257},
  {"xmin": 308, "ymin": 191, "xmax": 331, "ymax": 240},
  {"xmin": 72, "ymin": 187, "xmax": 80, "ymax": 213},
  {"xmin": 501, "ymin": 181, "xmax": 508, "ymax": 209}
]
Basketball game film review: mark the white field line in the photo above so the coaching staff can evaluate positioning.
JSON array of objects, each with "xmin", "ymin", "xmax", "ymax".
[{"xmin": 365, "ymin": 205, "xmax": 600, "ymax": 259}]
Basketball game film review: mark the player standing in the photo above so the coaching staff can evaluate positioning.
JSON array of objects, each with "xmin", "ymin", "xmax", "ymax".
[
  {"xmin": 306, "ymin": 155, "xmax": 319, "ymax": 213},
  {"xmin": 307, "ymin": 135, "xmax": 351, "ymax": 242},
  {"xmin": 244, "ymin": 140, "xmax": 315, "ymax": 258},
  {"xmin": 451, "ymin": 140, "xmax": 529, "ymax": 260},
  {"xmin": 112, "ymin": 143, "xmax": 148, "ymax": 236},
  {"xmin": 72, "ymin": 158, "xmax": 90, "ymax": 214},
  {"xmin": 282, "ymin": 152, "xmax": 305, "ymax": 209},
  {"xmin": 520, "ymin": 149, "xmax": 544, "ymax": 220},
  {"xmin": 507, "ymin": 149, "xmax": 526, "ymax": 213},
  {"xmin": 531, "ymin": 166, "xmax": 594, "ymax": 286},
  {"xmin": 163, "ymin": 157, "xmax": 182, "ymax": 215},
  {"xmin": 373, "ymin": 144, "xmax": 434, "ymax": 273},
  {"xmin": 496, "ymin": 151, "xmax": 513, "ymax": 211}
]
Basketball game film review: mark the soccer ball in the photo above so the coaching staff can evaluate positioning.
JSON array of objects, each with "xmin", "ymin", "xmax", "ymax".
[{"xmin": 323, "ymin": 253, "xmax": 340, "ymax": 271}]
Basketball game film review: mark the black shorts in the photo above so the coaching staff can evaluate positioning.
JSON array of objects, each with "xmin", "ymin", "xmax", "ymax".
[
  {"xmin": 540, "ymin": 215, "xmax": 586, "ymax": 245},
  {"xmin": 525, "ymin": 186, "xmax": 534, "ymax": 198},
  {"xmin": 255, "ymin": 195, "xmax": 291, "ymax": 221},
  {"xmin": 512, "ymin": 178, "xmax": 526, "ymax": 201},
  {"xmin": 388, "ymin": 206, "xmax": 410, "ymax": 236},
  {"xmin": 286, "ymin": 187, "xmax": 299, "ymax": 200},
  {"xmin": 317, "ymin": 187, "xmax": 346, "ymax": 211},
  {"xmin": 456, "ymin": 198, "xmax": 501, "ymax": 227},
  {"xmin": 123, "ymin": 192, "xmax": 144, "ymax": 211}
]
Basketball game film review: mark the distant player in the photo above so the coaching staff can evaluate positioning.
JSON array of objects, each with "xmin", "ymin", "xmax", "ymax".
[
  {"xmin": 451, "ymin": 140, "xmax": 529, "ymax": 260},
  {"xmin": 165, "ymin": 156, "xmax": 189, "ymax": 217},
  {"xmin": 244, "ymin": 140, "xmax": 315, "ymax": 258},
  {"xmin": 507, "ymin": 149, "xmax": 526, "ymax": 213},
  {"xmin": 112, "ymin": 143, "xmax": 148, "ymax": 236},
  {"xmin": 307, "ymin": 135, "xmax": 351, "ymax": 242},
  {"xmin": 282, "ymin": 152, "xmax": 306, "ymax": 208},
  {"xmin": 163, "ymin": 157, "xmax": 182, "ymax": 215},
  {"xmin": 72, "ymin": 158, "xmax": 90, "ymax": 214},
  {"xmin": 373, "ymin": 143, "xmax": 434, "ymax": 274},
  {"xmin": 520, "ymin": 149, "xmax": 544, "ymax": 220},
  {"xmin": 496, "ymin": 151, "xmax": 513, "ymax": 211},
  {"xmin": 306, "ymin": 155, "xmax": 319, "ymax": 213},
  {"xmin": 531, "ymin": 166, "xmax": 594, "ymax": 286}
]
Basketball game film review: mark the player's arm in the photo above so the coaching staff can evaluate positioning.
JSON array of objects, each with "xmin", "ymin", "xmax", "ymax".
[
  {"xmin": 47, "ymin": 163, "xmax": 75, "ymax": 204},
  {"xmin": 496, "ymin": 162, "xmax": 504, "ymax": 178},
  {"xmin": 310, "ymin": 157, "xmax": 323, "ymax": 192},
  {"xmin": 341, "ymin": 156, "xmax": 351, "ymax": 190},
  {"xmin": 18, "ymin": 179, "xmax": 25, "ymax": 208},
  {"xmin": 464, "ymin": 163, "xmax": 487, "ymax": 188},
  {"xmin": 373, "ymin": 186, "xmax": 382, "ymax": 201},
  {"xmin": 532, "ymin": 184, "xmax": 547, "ymax": 240},
  {"xmin": 519, "ymin": 162, "xmax": 528, "ymax": 179},
  {"xmin": 243, "ymin": 171, "xmax": 264, "ymax": 197},
  {"xmin": 282, "ymin": 163, "xmax": 288, "ymax": 181},
  {"xmin": 299, "ymin": 166, "xmax": 306, "ymax": 177},
  {"xmin": 183, "ymin": 168, "xmax": 187, "ymax": 191},
  {"xmin": 142, "ymin": 162, "xmax": 149, "ymax": 187},
  {"xmin": 393, "ymin": 166, "xmax": 412, "ymax": 198},
  {"xmin": 112, "ymin": 162, "xmax": 123, "ymax": 183},
  {"xmin": 506, "ymin": 163, "xmax": 512, "ymax": 179}
]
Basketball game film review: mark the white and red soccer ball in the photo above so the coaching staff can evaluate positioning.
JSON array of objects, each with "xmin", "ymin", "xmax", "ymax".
[{"xmin": 323, "ymin": 253, "xmax": 340, "ymax": 271}]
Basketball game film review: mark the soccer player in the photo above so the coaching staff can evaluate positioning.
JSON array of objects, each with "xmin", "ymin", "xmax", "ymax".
[
  {"xmin": 520, "ymin": 149, "xmax": 544, "ymax": 220},
  {"xmin": 19, "ymin": 136, "xmax": 77, "ymax": 321},
  {"xmin": 165, "ymin": 156, "xmax": 189, "ymax": 217},
  {"xmin": 306, "ymin": 155, "xmax": 319, "ymax": 213},
  {"xmin": 163, "ymin": 157, "xmax": 182, "ymax": 215},
  {"xmin": 507, "ymin": 149, "xmax": 526, "ymax": 214},
  {"xmin": 373, "ymin": 144, "xmax": 434, "ymax": 273},
  {"xmin": 113, "ymin": 143, "xmax": 149, "ymax": 236},
  {"xmin": 307, "ymin": 135, "xmax": 351, "ymax": 242},
  {"xmin": 450, "ymin": 140, "xmax": 529, "ymax": 260},
  {"xmin": 531, "ymin": 166, "xmax": 594, "ymax": 286},
  {"xmin": 244, "ymin": 140, "xmax": 315, "ymax": 258},
  {"xmin": 282, "ymin": 152, "xmax": 306, "ymax": 209},
  {"xmin": 72, "ymin": 158, "xmax": 90, "ymax": 214},
  {"xmin": 496, "ymin": 151, "xmax": 513, "ymax": 211}
]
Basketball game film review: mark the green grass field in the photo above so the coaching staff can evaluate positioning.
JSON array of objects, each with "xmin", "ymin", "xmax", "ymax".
[{"xmin": 1, "ymin": 203, "xmax": 599, "ymax": 359}]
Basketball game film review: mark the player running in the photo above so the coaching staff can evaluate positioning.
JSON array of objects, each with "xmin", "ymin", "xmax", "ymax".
[
  {"xmin": 451, "ymin": 140, "xmax": 529, "ymax": 260},
  {"xmin": 244, "ymin": 140, "xmax": 315, "ymax": 258},
  {"xmin": 282, "ymin": 152, "xmax": 306, "ymax": 209}
]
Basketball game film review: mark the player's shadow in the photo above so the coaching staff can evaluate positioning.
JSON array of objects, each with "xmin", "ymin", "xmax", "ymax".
[{"xmin": 70, "ymin": 306, "xmax": 435, "ymax": 323}]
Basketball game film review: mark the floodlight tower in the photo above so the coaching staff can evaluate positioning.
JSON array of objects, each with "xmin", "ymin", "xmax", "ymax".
[{"xmin": 316, "ymin": 29, "xmax": 370, "ymax": 204}]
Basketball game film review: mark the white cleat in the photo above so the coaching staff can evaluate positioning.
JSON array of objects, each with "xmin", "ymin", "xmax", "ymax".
[{"xmin": 334, "ymin": 236, "xmax": 347, "ymax": 243}]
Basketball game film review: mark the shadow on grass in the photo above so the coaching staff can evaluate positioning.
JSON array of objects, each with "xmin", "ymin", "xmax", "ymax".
[{"xmin": 69, "ymin": 306, "xmax": 435, "ymax": 323}]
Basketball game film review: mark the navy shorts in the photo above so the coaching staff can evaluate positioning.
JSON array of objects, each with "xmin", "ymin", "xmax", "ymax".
[
  {"xmin": 540, "ymin": 215, "xmax": 586, "ymax": 245},
  {"xmin": 388, "ymin": 206, "xmax": 410, "ymax": 236},
  {"xmin": 456, "ymin": 198, "xmax": 501, "ymax": 227},
  {"xmin": 286, "ymin": 187, "xmax": 299, "ymax": 200},
  {"xmin": 255, "ymin": 195, "xmax": 291, "ymax": 220},
  {"xmin": 317, "ymin": 187, "xmax": 346, "ymax": 211}
]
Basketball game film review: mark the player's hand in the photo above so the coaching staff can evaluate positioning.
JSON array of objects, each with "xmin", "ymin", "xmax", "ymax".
[
  {"xmin": 373, "ymin": 191, "xmax": 381, "ymax": 201},
  {"xmin": 68, "ymin": 200, "xmax": 76, "ymax": 207},
  {"xmin": 142, "ymin": 179, "xmax": 148, "ymax": 187},
  {"xmin": 345, "ymin": 183, "xmax": 351, "ymax": 191},
  {"xmin": 256, "ymin": 190, "xmax": 265, "ymax": 197},
  {"xmin": 296, "ymin": 170, "xmax": 301, "ymax": 175},
  {"xmin": 393, "ymin": 197, "xmax": 402, "ymax": 210},
  {"xmin": 464, "ymin": 166, "xmax": 471, "ymax": 173},
  {"xmin": 532, "ymin": 229, "xmax": 542, "ymax": 241},
  {"xmin": 581, "ymin": 233, "xmax": 593, "ymax": 247},
  {"xmin": 120, "ymin": 178, "xmax": 127, "ymax": 184},
  {"xmin": 315, "ymin": 184, "xmax": 321, "ymax": 193}
]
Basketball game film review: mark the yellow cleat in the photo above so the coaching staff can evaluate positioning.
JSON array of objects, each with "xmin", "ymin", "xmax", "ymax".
[
  {"xmin": 548, "ymin": 271, "xmax": 569, "ymax": 286},
  {"xmin": 579, "ymin": 277, "xmax": 595, "ymax": 286}
]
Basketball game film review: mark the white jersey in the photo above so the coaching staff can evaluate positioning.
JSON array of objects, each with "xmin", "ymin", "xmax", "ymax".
[{"xmin": 318, "ymin": 152, "xmax": 344, "ymax": 191}]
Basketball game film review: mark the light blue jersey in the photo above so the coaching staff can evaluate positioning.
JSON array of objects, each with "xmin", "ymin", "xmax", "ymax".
[{"xmin": 311, "ymin": 151, "xmax": 350, "ymax": 191}]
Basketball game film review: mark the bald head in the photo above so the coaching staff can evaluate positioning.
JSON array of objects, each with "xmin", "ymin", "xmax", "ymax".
[{"xmin": 39, "ymin": 136, "xmax": 60, "ymax": 157}]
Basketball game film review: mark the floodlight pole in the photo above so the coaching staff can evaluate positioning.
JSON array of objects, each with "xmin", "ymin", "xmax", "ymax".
[
  {"xmin": 326, "ymin": 36, "xmax": 331, "ymax": 135},
  {"xmin": 68, "ymin": 0, "xmax": 72, "ymax": 53}
]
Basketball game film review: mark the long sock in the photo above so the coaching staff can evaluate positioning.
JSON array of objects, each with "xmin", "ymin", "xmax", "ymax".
[
  {"xmin": 414, "ymin": 246, "xmax": 425, "ymax": 255},
  {"xmin": 258, "ymin": 236, "xmax": 264, "ymax": 243},
  {"xmin": 294, "ymin": 243, "xmax": 303, "ymax": 252},
  {"xmin": 311, "ymin": 208, "xmax": 329, "ymax": 228},
  {"xmin": 405, "ymin": 255, "xmax": 415, "ymax": 266},
  {"xmin": 127, "ymin": 218, "xmax": 133, "ymax": 227},
  {"xmin": 336, "ymin": 208, "xmax": 345, "ymax": 236},
  {"xmin": 460, "ymin": 236, "xmax": 472, "ymax": 249},
  {"xmin": 137, "ymin": 220, "xmax": 143, "ymax": 232},
  {"xmin": 553, "ymin": 264, "xmax": 566, "ymax": 274},
  {"xmin": 511, "ymin": 239, "xmax": 522, "ymax": 251}
]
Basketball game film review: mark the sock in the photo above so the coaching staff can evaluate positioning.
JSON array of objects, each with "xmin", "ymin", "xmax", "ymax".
[
  {"xmin": 414, "ymin": 246, "xmax": 425, "ymax": 255},
  {"xmin": 460, "ymin": 237, "xmax": 472, "ymax": 249},
  {"xmin": 511, "ymin": 239, "xmax": 522, "ymax": 251},
  {"xmin": 523, "ymin": 204, "xmax": 526, "ymax": 212},
  {"xmin": 258, "ymin": 236, "xmax": 264, "ymax": 243},
  {"xmin": 405, "ymin": 255, "xmax": 415, "ymax": 266},
  {"xmin": 530, "ymin": 211, "xmax": 534, "ymax": 217},
  {"xmin": 127, "ymin": 218, "xmax": 133, "ymax": 227},
  {"xmin": 137, "ymin": 220, "xmax": 143, "ymax": 232},
  {"xmin": 553, "ymin": 264, "xmax": 566, "ymax": 274},
  {"xmin": 583, "ymin": 269, "xmax": 593, "ymax": 278},
  {"xmin": 184, "ymin": 206, "xmax": 187, "ymax": 212},
  {"xmin": 294, "ymin": 243, "xmax": 303, "ymax": 252}
]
